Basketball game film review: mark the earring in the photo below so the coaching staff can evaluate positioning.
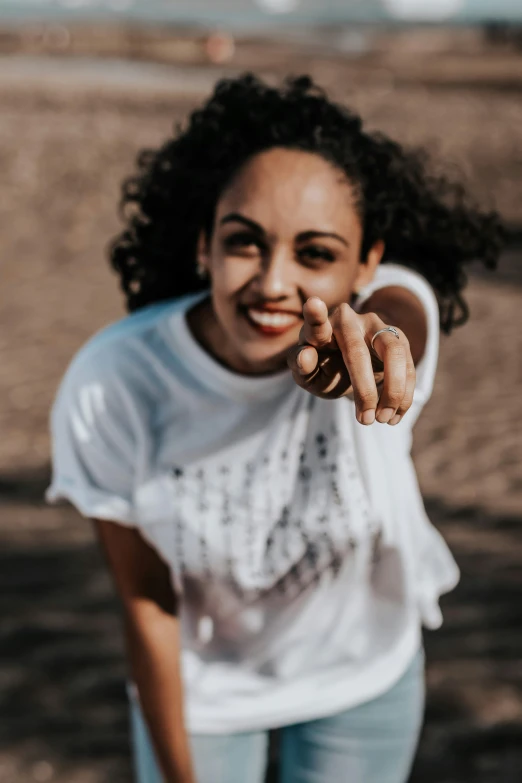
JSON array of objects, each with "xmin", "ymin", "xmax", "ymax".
[{"xmin": 196, "ymin": 261, "xmax": 209, "ymax": 280}]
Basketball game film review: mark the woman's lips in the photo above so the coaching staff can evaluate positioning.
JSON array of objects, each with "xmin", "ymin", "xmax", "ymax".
[{"xmin": 241, "ymin": 306, "xmax": 301, "ymax": 337}]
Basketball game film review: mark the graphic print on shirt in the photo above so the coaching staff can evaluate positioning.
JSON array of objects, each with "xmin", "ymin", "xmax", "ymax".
[
  {"xmin": 195, "ymin": 467, "xmax": 212, "ymax": 583},
  {"xmin": 165, "ymin": 395, "xmax": 381, "ymax": 621}
]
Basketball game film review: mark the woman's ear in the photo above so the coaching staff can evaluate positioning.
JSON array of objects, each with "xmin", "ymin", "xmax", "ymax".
[
  {"xmin": 353, "ymin": 239, "xmax": 385, "ymax": 293},
  {"xmin": 196, "ymin": 231, "xmax": 210, "ymax": 279}
]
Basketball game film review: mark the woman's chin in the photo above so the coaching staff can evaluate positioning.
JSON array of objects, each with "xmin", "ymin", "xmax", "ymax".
[
  {"xmin": 229, "ymin": 339, "xmax": 293, "ymax": 376},
  {"xmin": 211, "ymin": 311, "xmax": 301, "ymax": 375},
  {"xmin": 235, "ymin": 328, "xmax": 300, "ymax": 374}
]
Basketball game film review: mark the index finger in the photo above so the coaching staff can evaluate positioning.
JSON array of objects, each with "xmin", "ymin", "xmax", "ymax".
[
  {"xmin": 330, "ymin": 304, "xmax": 378, "ymax": 425},
  {"xmin": 299, "ymin": 297, "xmax": 333, "ymax": 348}
]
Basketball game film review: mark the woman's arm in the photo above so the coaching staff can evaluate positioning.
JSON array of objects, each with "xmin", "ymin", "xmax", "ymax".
[{"xmin": 94, "ymin": 519, "xmax": 196, "ymax": 783}]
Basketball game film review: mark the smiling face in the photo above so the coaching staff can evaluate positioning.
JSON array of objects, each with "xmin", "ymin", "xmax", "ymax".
[{"xmin": 189, "ymin": 147, "xmax": 383, "ymax": 375}]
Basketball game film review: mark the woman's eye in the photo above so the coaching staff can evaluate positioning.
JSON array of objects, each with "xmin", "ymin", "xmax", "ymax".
[
  {"xmin": 223, "ymin": 232, "xmax": 263, "ymax": 253},
  {"xmin": 299, "ymin": 245, "xmax": 336, "ymax": 263}
]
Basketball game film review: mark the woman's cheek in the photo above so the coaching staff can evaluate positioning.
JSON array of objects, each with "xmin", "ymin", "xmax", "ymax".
[
  {"xmin": 305, "ymin": 275, "xmax": 353, "ymax": 310},
  {"xmin": 215, "ymin": 255, "xmax": 254, "ymax": 294}
]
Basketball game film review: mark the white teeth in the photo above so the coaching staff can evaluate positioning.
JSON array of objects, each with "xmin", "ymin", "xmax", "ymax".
[{"xmin": 247, "ymin": 309, "xmax": 297, "ymax": 328}]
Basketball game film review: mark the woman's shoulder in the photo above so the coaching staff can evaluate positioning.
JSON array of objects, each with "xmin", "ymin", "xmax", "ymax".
[
  {"xmin": 61, "ymin": 294, "xmax": 199, "ymax": 392},
  {"xmin": 364, "ymin": 263, "xmax": 439, "ymax": 312},
  {"xmin": 357, "ymin": 261, "xmax": 440, "ymax": 345}
]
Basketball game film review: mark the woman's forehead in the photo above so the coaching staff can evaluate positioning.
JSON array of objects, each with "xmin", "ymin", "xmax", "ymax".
[{"xmin": 216, "ymin": 148, "xmax": 358, "ymax": 232}]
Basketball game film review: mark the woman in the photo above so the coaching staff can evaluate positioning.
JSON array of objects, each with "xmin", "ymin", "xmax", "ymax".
[{"xmin": 47, "ymin": 75, "xmax": 503, "ymax": 783}]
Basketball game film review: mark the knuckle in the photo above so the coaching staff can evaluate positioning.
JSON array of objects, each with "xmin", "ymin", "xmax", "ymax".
[
  {"xmin": 345, "ymin": 339, "xmax": 367, "ymax": 358},
  {"xmin": 357, "ymin": 386, "xmax": 377, "ymax": 404},
  {"xmin": 384, "ymin": 343, "xmax": 406, "ymax": 361},
  {"xmin": 400, "ymin": 383, "xmax": 415, "ymax": 405},
  {"xmin": 316, "ymin": 323, "xmax": 331, "ymax": 341},
  {"xmin": 386, "ymin": 387, "xmax": 405, "ymax": 405},
  {"xmin": 367, "ymin": 312, "xmax": 384, "ymax": 330},
  {"xmin": 332, "ymin": 302, "xmax": 352, "ymax": 328}
]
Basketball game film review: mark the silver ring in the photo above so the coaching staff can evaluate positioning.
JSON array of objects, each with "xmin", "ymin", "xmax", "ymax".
[{"xmin": 370, "ymin": 326, "xmax": 400, "ymax": 352}]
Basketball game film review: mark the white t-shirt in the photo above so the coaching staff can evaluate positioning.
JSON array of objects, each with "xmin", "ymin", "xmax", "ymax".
[{"xmin": 47, "ymin": 263, "xmax": 459, "ymax": 734}]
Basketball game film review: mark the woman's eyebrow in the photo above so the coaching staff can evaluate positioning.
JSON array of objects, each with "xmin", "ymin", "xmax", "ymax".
[
  {"xmin": 219, "ymin": 215, "xmax": 348, "ymax": 247},
  {"xmin": 297, "ymin": 230, "xmax": 349, "ymax": 247},
  {"xmin": 220, "ymin": 213, "xmax": 264, "ymax": 233}
]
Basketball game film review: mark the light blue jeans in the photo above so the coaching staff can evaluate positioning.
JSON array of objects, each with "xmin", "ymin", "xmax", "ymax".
[{"xmin": 130, "ymin": 650, "xmax": 425, "ymax": 783}]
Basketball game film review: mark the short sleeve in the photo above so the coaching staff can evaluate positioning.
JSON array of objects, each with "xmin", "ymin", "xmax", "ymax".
[
  {"xmin": 46, "ymin": 349, "xmax": 144, "ymax": 525},
  {"xmin": 356, "ymin": 263, "xmax": 440, "ymax": 421}
]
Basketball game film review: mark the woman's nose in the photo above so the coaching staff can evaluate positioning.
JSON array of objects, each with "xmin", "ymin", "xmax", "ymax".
[{"xmin": 256, "ymin": 246, "xmax": 293, "ymax": 299}]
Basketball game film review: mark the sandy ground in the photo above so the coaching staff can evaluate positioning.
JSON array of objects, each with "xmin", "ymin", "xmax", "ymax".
[{"xmin": 0, "ymin": 35, "xmax": 521, "ymax": 782}]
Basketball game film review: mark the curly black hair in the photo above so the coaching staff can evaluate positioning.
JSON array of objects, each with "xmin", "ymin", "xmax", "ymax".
[{"xmin": 110, "ymin": 74, "xmax": 505, "ymax": 332}]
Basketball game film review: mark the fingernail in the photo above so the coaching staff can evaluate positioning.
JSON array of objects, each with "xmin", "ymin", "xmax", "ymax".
[
  {"xmin": 296, "ymin": 350, "xmax": 304, "ymax": 370},
  {"xmin": 389, "ymin": 414, "xmax": 402, "ymax": 426},
  {"xmin": 361, "ymin": 409, "xmax": 375, "ymax": 426},
  {"xmin": 377, "ymin": 407, "xmax": 395, "ymax": 424}
]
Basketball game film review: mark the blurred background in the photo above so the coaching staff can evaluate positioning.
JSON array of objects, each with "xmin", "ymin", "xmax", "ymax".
[{"xmin": 1, "ymin": 1, "xmax": 521, "ymax": 781}]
